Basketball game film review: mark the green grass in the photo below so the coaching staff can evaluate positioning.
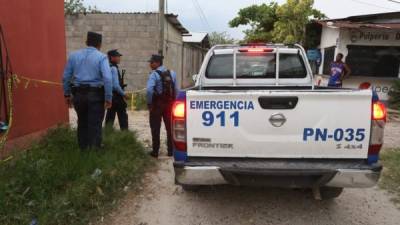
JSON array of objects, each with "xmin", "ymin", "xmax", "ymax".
[
  {"xmin": 380, "ymin": 148, "xmax": 400, "ymax": 204},
  {"xmin": 388, "ymin": 80, "xmax": 400, "ymax": 110},
  {"xmin": 0, "ymin": 126, "xmax": 149, "ymax": 225},
  {"xmin": 133, "ymin": 92, "xmax": 148, "ymax": 111}
]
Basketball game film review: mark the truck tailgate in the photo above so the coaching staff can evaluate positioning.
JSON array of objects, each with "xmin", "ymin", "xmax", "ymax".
[{"xmin": 186, "ymin": 89, "xmax": 372, "ymax": 159}]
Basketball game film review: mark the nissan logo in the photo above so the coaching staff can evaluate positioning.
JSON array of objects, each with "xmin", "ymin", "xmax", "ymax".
[{"xmin": 269, "ymin": 113, "xmax": 287, "ymax": 127}]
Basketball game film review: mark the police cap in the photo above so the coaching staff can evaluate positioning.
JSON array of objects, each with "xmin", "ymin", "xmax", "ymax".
[
  {"xmin": 107, "ymin": 49, "xmax": 123, "ymax": 57},
  {"xmin": 148, "ymin": 54, "xmax": 164, "ymax": 63}
]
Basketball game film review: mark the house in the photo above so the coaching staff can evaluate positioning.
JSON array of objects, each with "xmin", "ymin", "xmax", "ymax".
[
  {"xmin": 182, "ymin": 32, "xmax": 210, "ymax": 87},
  {"xmin": 313, "ymin": 12, "xmax": 400, "ymax": 102}
]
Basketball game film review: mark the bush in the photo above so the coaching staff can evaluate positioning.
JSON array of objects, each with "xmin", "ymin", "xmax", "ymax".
[
  {"xmin": 380, "ymin": 148, "xmax": 400, "ymax": 204},
  {"xmin": 0, "ymin": 127, "xmax": 149, "ymax": 225},
  {"xmin": 389, "ymin": 80, "xmax": 400, "ymax": 110},
  {"xmin": 134, "ymin": 92, "xmax": 148, "ymax": 111}
]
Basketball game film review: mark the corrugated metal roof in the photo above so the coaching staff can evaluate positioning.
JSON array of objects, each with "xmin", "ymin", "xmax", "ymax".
[
  {"xmin": 318, "ymin": 21, "xmax": 400, "ymax": 29},
  {"xmin": 183, "ymin": 32, "xmax": 208, "ymax": 43},
  {"xmin": 320, "ymin": 11, "xmax": 400, "ymax": 23},
  {"xmin": 165, "ymin": 14, "xmax": 189, "ymax": 34}
]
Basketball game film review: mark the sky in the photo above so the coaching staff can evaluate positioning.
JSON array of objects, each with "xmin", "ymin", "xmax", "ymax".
[{"xmin": 83, "ymin": 0, "xmax": 400, "ymax": 39}]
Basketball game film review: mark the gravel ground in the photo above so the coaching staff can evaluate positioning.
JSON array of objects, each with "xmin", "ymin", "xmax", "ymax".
[{"xmin": 69, "ymin": 110, "xmax": 400, "ymax": 225}]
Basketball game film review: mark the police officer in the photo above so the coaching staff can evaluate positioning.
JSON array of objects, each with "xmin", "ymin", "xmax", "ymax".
[
  {"xmin": 105, "ymin": 49, "xmax": 129, "ymax": 130},
  {"xmin": 146, "ymin": 54, "xmax": 179, "ymax": 158},
  {"xmin": 63, "ymin": 31, "xmax": 113, "ymax": 150}
]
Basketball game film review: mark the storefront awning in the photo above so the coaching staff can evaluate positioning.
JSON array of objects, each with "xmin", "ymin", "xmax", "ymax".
[{"xmin": 318, "ymin": 21, "xmax": 400, "ymax": 30}]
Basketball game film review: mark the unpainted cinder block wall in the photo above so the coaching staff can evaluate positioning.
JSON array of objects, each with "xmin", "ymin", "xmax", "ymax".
[{"xmin": 65, "ymin": 13, "xmax": 162, "ymax": 91}]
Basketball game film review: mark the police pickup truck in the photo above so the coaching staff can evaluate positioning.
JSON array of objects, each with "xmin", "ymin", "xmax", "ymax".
[{"xmin": 171, "ymin": 44, "xmax": 386, "ymax": 199}]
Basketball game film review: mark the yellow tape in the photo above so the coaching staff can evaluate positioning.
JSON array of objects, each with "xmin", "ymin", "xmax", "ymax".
[
  {"xmin": 12, "ymin": 74, "xmax": 62, "ymax": 89},
  {"xmin": 0, "ymin": 75, "xmax": 15, "ymax": 151}
]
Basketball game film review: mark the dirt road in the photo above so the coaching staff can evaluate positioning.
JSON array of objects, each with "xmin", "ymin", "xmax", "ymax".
[{"xmin": 69, "ymin": 110, "xmax": 400, "ymax": 225}]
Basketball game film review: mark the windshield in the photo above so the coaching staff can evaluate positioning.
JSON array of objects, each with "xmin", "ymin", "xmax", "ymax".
[{"xmin": 205, "ymin": 52, "xmax": 307, "ymax": 79}]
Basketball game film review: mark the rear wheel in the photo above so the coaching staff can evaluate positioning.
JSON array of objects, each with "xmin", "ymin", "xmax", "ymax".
[
  {"xmin": 181, "ymin": 185, "xmax": 201, "ymax": 191},
  {"xmin": 320, "ymin": 187, "xmax": 343, "ymax": 199}
]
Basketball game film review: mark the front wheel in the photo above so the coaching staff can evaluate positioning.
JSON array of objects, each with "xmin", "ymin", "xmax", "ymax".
[{"xmin": 320, "ymin": 187, "xmax": 344, "ymax": 199}]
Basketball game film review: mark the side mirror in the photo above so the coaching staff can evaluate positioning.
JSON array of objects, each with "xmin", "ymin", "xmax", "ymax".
[{"xmin": 192, "ymin": 74, "xmax": 198, "ymax": 82}]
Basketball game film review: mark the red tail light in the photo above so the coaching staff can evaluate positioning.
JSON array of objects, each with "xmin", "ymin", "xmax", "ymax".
[
  {"xmin": 172, "ymin": 101, "xmax": 187, "ymax": 151},
  {"xmin": 372, "ymin": 101, "xmax": 386, "ymax": 121},
  {"xmin": 173, "ymin": 102, "xmax": 185, "ymax": 118},
  {"xmin": 368, "ymin": 100, "xmax": 386, "ymax": 164},
  {"xmin": 239, "ymin": 48, "xmax": 273, "ymax": 53}
]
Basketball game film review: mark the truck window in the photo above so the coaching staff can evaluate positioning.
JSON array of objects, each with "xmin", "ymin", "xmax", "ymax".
[
  {"xmin": 206, "ymin": 53, "xmax": 307, "ymax": 79},
  {"xmin": 279, "ymin": 54, "xmax": 307, "ymax": 79},
  {"xmin": 206, "ymin": 54, "xmax": 233, "ymax": 78}
]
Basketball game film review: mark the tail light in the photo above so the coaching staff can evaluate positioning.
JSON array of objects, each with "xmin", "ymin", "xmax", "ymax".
[
  {"xmin": 368, "ymin": 99, "xmax": 386, "ymax": 164},
  {"xmin": 372, "ymin": 101, "xmax": 386, "ymax": 121},
  {"xmin": 238, "ymin": 48, "xmax": 274, "ymax": 53},
  {"xmin": 172, "ymin": 101, "xmax": 187, "ymax": 151}
]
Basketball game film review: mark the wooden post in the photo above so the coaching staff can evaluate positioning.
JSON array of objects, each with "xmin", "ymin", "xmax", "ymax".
[{"xmin": 159, "ymin": 0, "xmax": 165, "ymax": 56}]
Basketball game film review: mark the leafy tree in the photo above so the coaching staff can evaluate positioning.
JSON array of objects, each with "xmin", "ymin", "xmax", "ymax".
[
  {"xmin": 64, "ymin": 0, "xmax": 100, "ymax": 15},
  {"xmin": 229, "ymin": 0, "xmax": 325, "ymax": 44},
  {"xmin": 229, "ymin": 3, "xmax": 278, "ymax": 42},
  {"xmin": 273, "ymin": 0, "xmax": 325, "ymax": 44},
  {"xmin": 208, "ymin": 32, "xmax": 235, "ymax": 46}
]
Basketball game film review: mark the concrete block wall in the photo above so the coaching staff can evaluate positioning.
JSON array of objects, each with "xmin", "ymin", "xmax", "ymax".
[
  {"xmin": 182, "ymin": 44, "xmax": 207, "ymax": 88},
  {"xmin": 65, "ymin": 13, "xmax": 160, "ymax": 91},
  {"xmin": 65, "ymin": 13, "xmax": 205, "ymax": 92},
  {"xmin": 164, "ymin": 19, "xmax": 184, "ymax": 87}
]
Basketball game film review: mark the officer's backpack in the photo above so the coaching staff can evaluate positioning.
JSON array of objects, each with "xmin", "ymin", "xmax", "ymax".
[{"xmin": 155, "ymin": 70, "xmax": 175, "ymax": 102}]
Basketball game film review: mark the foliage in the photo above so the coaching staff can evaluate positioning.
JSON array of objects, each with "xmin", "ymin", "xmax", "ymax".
[
  {"xmin": 134, "ymin": 92, "xmax": 148, "ymax": 111},
  {"xmin": 229, "ymin": 2, "xmax": 278, "ymax": 43},
  {"xmin": 64, "ymin": 0, "xmax": 101, "ymax": 15},
  {"xmin": 0, "ymin": 127, "xmax": 149, "ymax": 225},
  {"xmin": 229, "ymin": 0, "xmax": 325, "ymax": 44},
  {"xmin": 389, "ymin": 80, "xmax": 400, "ymax": 110},
  {"xmin": 208, "ymin": 32, "xmax": 236, "ymax": 47},
  {"xmin": 380, "ymin": 148, "xmax": 400, "ymax": 204}
]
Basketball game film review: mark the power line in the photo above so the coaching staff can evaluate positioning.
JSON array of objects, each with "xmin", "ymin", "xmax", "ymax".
[
  {"xmin": 388, "ymin": 0, "xmax": 400, "ymax": 4},
  {"xmin": 349, "ymin": 0, "xmax": 396, "ymax": 11},
  {"xmin": 192, "ymin": 0, "xmax": 209, "ymax": 30},
  {"xmin": 191, "ymin": 0, "xmax": 212, "ymax": 31}
]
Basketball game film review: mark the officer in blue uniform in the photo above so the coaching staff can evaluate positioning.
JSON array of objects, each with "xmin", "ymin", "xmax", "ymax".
[
  {"xmin": 63, "ymin": 32, "xmax": 113, "ymax": 150},
  {"xmin": 146, "ymin": 54, "xmax": 178, "ymax": 158},
  {"xmin": 105, "ymin": 49, "xmax": 128, "ymax": 130}
]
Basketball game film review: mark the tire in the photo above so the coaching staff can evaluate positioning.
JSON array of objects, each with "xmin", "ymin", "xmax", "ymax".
[
  {"xmin": 181, "ymin": 185, "xmax": 201, "ymax": 191},
  {"xmin": 320, "ymin": 187, "xmax": 343, "ymax": 199}
]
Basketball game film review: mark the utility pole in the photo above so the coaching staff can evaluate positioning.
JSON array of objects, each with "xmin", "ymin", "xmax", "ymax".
[{"xmin": 159, "ymin": 0, "xmax": 165, "ymax": 56}]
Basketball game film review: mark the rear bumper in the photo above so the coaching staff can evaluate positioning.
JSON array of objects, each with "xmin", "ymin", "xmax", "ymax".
[{"xmin": 174, "ymin": 159, "xmax": 382, "ymax": 188}]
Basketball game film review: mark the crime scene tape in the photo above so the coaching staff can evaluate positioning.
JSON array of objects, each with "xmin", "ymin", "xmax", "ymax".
[
  {"xmin": 0, "ymin": 75, "xmax": 16, "ymax": 153},
  {"xmin": 0, "ymin": 74, "xmax": 147, "ymax": 152},
  {"xmin": 12, "ymin": 74, "xmax": 63, "ymax": 88}
]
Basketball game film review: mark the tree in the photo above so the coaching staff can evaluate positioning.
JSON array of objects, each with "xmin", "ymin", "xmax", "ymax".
[
  {"xmin": 64, "ymin": 0, "xmax": 100, "ymax": 15},
  {"xmin": 208, "ymin": 32, "xmax": 235, "ymax": 46},
  {"xmin": 272, "ymin": 0, "xmax": 325, "ymax": 44},
  {"xmin": 229, "ymin": 3, "xmax": 278, "ymax": 42},
  {"xmin": 229, "ymin": 0, "xmax": 325, "ymax": 44}
]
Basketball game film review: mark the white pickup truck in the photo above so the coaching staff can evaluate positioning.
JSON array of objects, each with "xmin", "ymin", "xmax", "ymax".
[{"xmin": 171, "ymin": 44, "xmax": 386, "ymax": 199}]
